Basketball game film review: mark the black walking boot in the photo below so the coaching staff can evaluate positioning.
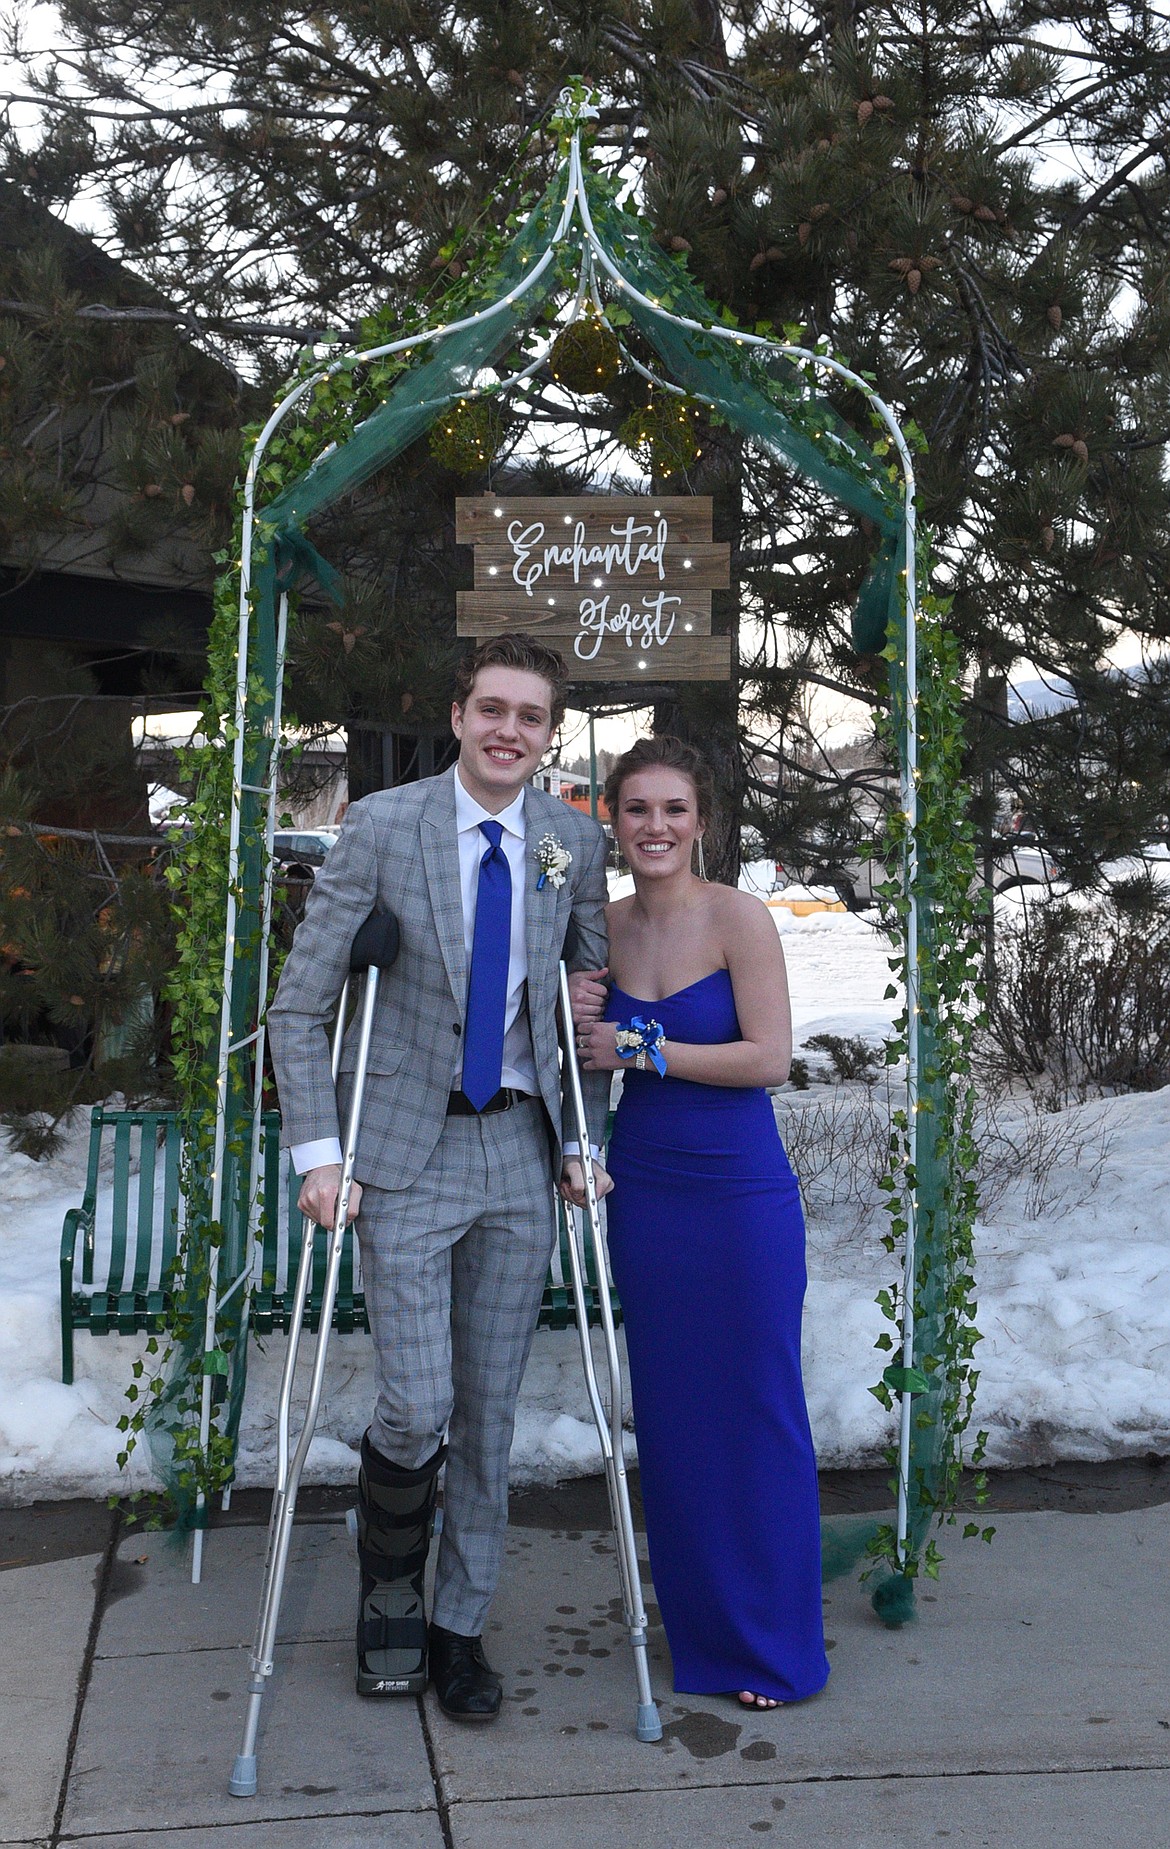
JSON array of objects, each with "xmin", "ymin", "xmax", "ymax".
[
  {"xmin": 428, "ymin": 1622, "xmax": 503, "ymax": 1722},
  {"xmin": 355, "ymin": 1431, "xmax": 445, "ymax": 1697}
]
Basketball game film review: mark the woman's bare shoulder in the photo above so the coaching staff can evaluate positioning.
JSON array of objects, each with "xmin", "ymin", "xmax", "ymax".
[
  {"xmin": 708, "ymin": 884, "xmax": 773, "ymax": 923},
  {"xmin": 708, "ymin": 885, "xmax": 782, "ymax": 952}
]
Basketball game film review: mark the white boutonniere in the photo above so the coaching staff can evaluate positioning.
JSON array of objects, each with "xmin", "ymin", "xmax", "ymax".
[{"xmin": 535, "ymin": 831, "xmax": 572, "ymax": 890}]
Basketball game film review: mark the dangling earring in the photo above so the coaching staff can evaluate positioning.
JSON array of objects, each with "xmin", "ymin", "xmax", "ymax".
[{"xmin": 696, "ymin": 835, "xmax": 707, "ymax": 881}]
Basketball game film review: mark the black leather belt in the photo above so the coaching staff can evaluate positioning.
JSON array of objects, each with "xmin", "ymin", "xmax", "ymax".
[{"xmin": 446, "ymin": 1087, "xmax": 531, "ymax": 1116}]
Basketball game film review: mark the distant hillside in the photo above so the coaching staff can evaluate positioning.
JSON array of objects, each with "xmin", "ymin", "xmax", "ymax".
[{"xmin": 1007, "ymin": 676, "xmax": 1075, "ymax": 721}]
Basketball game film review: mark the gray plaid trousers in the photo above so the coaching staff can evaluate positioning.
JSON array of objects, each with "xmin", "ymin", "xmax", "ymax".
[{"xmin": 356, "ymin": 1096, "xmax": 555, "ymax": 1635}]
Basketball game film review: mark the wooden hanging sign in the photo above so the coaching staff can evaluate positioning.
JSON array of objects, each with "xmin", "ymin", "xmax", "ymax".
[{"xmin": 455, "ymin": 495, "xmax": 732, "ymax": 682}]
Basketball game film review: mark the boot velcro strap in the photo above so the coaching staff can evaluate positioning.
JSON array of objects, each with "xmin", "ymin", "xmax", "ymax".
[
  {"xmin": 359, "ymin": 1612, "xmax": 428, "ymax": 1655},
  {"xmin": 358, "ymin": 1540, "xmax": 429, "ymax": 1582},
  {"xmin": 360, "ymin": 1497, "xmax": 434, "ymax": 1529}
]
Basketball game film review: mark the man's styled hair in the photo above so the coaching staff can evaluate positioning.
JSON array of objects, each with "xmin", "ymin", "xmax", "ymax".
[{"xmin": 453, "ymin": 633, "xmax": 570, "ymax": 729}]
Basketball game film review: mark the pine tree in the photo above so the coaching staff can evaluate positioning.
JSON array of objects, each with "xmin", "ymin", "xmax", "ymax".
[{"xmin": 4, "ymin": 3, "xmax": 1170, "ymax": 883}]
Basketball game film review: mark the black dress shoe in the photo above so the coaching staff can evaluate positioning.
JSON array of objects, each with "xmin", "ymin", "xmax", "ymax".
[{"xmin": 428, "ymin": 1622, "xmax": 503, "ymax": 1722}]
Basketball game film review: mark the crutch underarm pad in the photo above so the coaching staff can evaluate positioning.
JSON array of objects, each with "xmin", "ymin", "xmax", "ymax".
[{"xmin": 350, "ymin": 909, "xmax": 401, "ymax": 973}]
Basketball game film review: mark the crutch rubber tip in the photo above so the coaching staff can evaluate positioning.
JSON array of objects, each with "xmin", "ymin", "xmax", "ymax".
[
  {"xmin": 636, "ymin": 1702, "xmax": 663, "ymax": 1742},
  {"xmin": 229, "ymin": 1755, "xmax": 258, "ymax": 1798}
]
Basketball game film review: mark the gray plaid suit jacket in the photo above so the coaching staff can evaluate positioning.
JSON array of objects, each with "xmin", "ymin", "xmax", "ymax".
[{"xmin": 267, "ymin": 767, "xmax": 610, "ymax": 1192}]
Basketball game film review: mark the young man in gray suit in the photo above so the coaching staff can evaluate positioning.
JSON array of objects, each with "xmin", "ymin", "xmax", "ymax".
[{"xmin": 267, "ymin": 633, "xmax": 611, "ymax": 1721}]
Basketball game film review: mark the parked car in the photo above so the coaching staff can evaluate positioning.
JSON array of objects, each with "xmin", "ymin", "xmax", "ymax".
[
  {"xmin": 793, "ymin": 837, "xmax": 1061, "ymax": 912},
  {"xmin": 272, "ymin": 829, "xmax": 339, "ymax": 879}
]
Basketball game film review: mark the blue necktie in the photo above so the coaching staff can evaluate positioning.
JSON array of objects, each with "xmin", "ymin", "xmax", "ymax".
[{"xmin": 461, "ymin": 820, "xmax": 512, "ymax": 1109}]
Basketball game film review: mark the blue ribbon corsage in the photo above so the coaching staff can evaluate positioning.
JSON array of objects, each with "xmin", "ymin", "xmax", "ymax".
[{"xmin": 613, "ymin": 1016, "xmax": 668, "ymax": 1077}]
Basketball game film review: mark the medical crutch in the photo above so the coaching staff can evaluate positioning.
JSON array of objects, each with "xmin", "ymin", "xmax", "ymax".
[
  {"xmin": 230, "ymin": 908, "xmax": 400, "ymax": 1799},
  {"xmin": 557, "ymin": 954, "xmax": 662, "ymax": 1743}
]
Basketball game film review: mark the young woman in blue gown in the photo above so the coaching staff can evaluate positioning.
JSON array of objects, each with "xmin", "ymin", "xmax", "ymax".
[{"xmin": 570, "ymin": 736, "xmax": 829, "ymax": 1711}]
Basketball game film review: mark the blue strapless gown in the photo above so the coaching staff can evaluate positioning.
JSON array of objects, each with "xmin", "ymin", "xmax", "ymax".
[{"xmin": 604, "ymin": 969, "xmax": 829, "ymax": 1702}]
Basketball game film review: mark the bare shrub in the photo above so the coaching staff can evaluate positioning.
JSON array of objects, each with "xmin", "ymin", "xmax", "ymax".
[
  {"xmin": 778, "ymin": 1077, "xmax": 1113, "ymax": 1234},
  {"xmin": 972, "ymin": 1088, "xmax": 1114, "ymax": 1221},
  {"xmin": 982, "ymin": 877, "xmax": 1170, "ymax": 1105},
  {"xmin": 777, "ymin": 1086, "xmax": 891, "ymax": 1228},
  {"xmin": 802, "ymin": 1032, "xmax": 883, "ymax": 1084}
]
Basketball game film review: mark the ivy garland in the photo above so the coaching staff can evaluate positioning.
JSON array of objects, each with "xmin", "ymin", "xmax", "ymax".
[
  {"xmin": 114, "ymin": 125, "xmax": 985, "ymax": 1582},
  {"xmin": 866, "ymin": 580, "xmax": 992, "ymax": 1586}
]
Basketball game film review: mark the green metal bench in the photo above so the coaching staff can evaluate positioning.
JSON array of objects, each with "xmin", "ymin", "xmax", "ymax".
[{"xmin": 59, "ymin": 1105, "xmax": 618, "ymax": 1384}]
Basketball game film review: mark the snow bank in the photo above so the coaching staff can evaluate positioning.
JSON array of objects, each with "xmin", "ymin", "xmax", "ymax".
[{"xmin": 2, "ymin": 908, "xmax": 1167, "ymax": 1503}]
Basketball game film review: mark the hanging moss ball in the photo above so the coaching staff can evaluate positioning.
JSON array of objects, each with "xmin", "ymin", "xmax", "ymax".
[
  {"xmin": 871, "ymin": 1572, "xmax": 917, "ymax": 1628},
  {"xmin": 428, "ymin": 396, "xmax": 508, "ymax": 474},
  {"xmin": 549, "ymin": 314, "xmax": 622, "ymax": 394},
  {"xmin": 618, "ymin": 393, "xmax": 703, "ymax": 480}
]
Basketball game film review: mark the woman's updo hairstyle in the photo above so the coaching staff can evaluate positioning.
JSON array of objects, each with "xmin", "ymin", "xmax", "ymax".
[{"xmin": 603, "ymin": 735, "xmax": 714, "ymax": 828}]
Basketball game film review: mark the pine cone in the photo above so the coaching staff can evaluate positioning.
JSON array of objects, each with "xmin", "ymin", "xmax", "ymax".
[
  {"xmin": 1046, "ymin": 304, "xmax": 1063, "ymax": 330},
  {"xmin": 950, "ymin": 196, "xmax": 973, "ymax": 214},
  {"xmin": 669, "ymin": 235, "xmax": 692, "ymax": 252},
  {"xmin": 710, "ymin": 187, "xmax": 728, "ymax": 207},
  {"xmin": 765, "ymin": 245, "xmax": 784, "ymax": 261},
  {"xmin": 180, "ymin": 483, "xmax": 196, "ymax": 506},
  {"xmin": 143, "ymin": 484, "xmax": 163, "ymax": 498},
  {"xmin": 973, "ymin": 205, "xmax": 997, "ymax": 223},
  {"xmin": 888, "ymin": 257, "xmax": 914, "ymax": 274},
  {"xmin": 797, "ymin": 222, "xmax": 812, "ymax": 246},
  {"xmin": 907, "ymin": 269, "xmax": 922, "ymax": 293},
  {"xmin": 1041, "ymin": 525, "xmax": 1055, "ymax": 551},
  {"xmin": 749, "ymin": 251, "xmax": 767, "ymax": 271},
  {"xmin": 873, "ymin": 95, "xmax": 895, "ymax": 111},
  {"xmin": 1053, "ymin": 433, "xmax": 1076, "ymax": 448},
  {"xmin": 1072, "ymin": 438, "xmax": 1089, "ymax": 462},
  {"xmin": 857, "ymin": 99, "xmax": 874, "ymax": 125}
]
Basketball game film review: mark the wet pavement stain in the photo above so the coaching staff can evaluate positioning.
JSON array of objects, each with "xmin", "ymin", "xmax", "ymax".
[
  {"xmin": 741, "ymin": 1739, "xmax": 778, "ymax": 1762},
  {"xmin": 661, "ymin": 1709, "xmax": 743, "ymax": 1759}
]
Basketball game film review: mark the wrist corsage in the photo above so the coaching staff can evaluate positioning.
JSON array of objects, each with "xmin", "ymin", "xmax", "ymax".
[{"xmin": 614, "ymin": 1016, "xmax": 668, "ymax": 1077}]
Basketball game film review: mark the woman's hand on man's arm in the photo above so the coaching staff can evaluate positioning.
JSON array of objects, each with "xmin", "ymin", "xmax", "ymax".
[{"xmin": 568, "ymin": 967, "xmax": 609, "ymax": 1026}]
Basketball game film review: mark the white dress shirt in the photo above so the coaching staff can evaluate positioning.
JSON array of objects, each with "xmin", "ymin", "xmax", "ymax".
[
  {"xmin": 293, "ymin": 768, "xmax": 563, "ymax": 1175},
  {"xmin": 452, "ymin": 771, "xmax": 538, "ymax": 1095}
]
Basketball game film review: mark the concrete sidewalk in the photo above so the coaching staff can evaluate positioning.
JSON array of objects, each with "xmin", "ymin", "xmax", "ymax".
[{"xmin": 2, "ymin": 1472, "xmax": 1169, "ymax": 1849}]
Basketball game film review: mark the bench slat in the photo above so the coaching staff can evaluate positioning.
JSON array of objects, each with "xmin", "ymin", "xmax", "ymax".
[
  {"xmin": 131, "ymin": 1117, "xmax": 159, "ymax": 1294},
  {"xmin": 160, "ymin": 1117, "xmax": 182, "ymax": 1279}
]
